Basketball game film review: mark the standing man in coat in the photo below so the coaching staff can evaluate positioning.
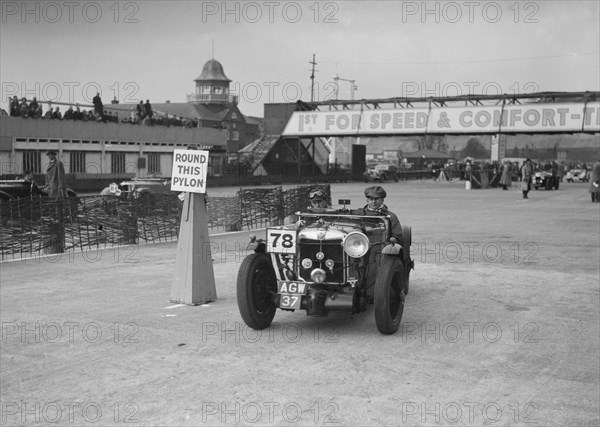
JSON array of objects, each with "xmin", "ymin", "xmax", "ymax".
[
  {"xmin": 499, "ymin": 161, "xmax": 512, "ymax": 190},
  {"xmin": 589, "ymin": 160, "xmax": 600, "ymax": 203},
  {"xmin": 44, "ymin": 151, "xmax": 67, "ymax": 199},
  {"xmin": 521, "ymin": 159, "xmax": 533, "ymax": 199},
  {"xmin": 93, "ymin": 92, "xmax": 104, "ymax": 121}
]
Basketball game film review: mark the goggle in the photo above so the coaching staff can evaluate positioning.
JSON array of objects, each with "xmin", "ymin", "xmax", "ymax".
[{"xmin": 309, "ymin": 189, "xmax": 325, "ymax": 200}]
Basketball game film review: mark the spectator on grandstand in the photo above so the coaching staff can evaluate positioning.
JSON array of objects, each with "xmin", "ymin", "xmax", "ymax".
[
  {"xmin": 93, "ymin": 92, "xmax": 104, "ymax": 121},
  {"xmin": 33, "ymin": 104, "xmax": 43, "ymax": 118},
  {"xmin": 52, "ymin": 107, "xmax": 62, "ymax": 120},
  {"xmin": 136, "ymin": 101, "xmax": 145, "ymax": 123},
  {"xmin": 63, "ymin": 106, "xmax": 74, "ymax": 120},
  {"xmin": 144, "ymin": 100, "xmax": 153, "ymax": 119},
  {"xmin": 73, "ymin": 105, "xmax": 83, "ymax": 121},
  {"xmin": 19, "ymin": 98, "xmax": 29, "ymax": 118},
  {"xmin": 29, "ymin": 97, "xmax": 39, "ymax": 117},
  {"xmin": 9, "ymin": 96, "xmax": 20, "ymax": 116},
  {"xmin": 44, "ymin": 104, "xmax": 54, "ymax": 119}
]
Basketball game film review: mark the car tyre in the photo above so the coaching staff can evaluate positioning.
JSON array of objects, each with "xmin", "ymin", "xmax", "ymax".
[
  {"xmin": 401, "ymin": 226, "xmax": 412, "ymax": 295},
  {"xmin": 374, "ymin": 256, "xmax": 405, "ymax": 334},
  {"xmin": 379, "ymin": 174, "xmax": 386, "ymax": 182},
  {"xmin": 237, "ymin": 253, "xmax": 277, "ymax": 330}
]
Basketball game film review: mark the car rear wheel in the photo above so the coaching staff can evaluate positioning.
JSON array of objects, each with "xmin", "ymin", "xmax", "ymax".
[
  {"xmin": 379, "ymin": 174, "xmax": 386, "ymax": 182},
  {"xmin": 401, "ymin": 226, "xmax": 412, "ymax": 295},
  {"xmin": 374, "ymin": 256, "xmax": 405, "ymax": 334},
  {"xmin": 237, "ymin": 253, "xmax": 277, "ymax": 330}
]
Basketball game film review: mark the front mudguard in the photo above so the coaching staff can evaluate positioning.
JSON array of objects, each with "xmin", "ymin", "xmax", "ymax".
[{"xmin": 247, "ymin": 235, "xmax": 267, "ymax": 253}]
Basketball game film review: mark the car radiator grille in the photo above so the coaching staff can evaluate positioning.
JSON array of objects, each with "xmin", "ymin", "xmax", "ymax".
[{"xmin": 298, "ymin": 239, "xmax": 345, "ymax": 283}]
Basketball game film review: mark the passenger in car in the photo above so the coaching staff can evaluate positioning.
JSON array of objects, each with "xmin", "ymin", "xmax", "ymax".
[{"xmin": 358, "ymin": 186, "xmax": 402, "ymax": 240}]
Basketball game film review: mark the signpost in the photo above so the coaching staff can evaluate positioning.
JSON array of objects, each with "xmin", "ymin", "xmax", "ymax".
[{"xmin": 169, "ymin": 149, "xmax": 217, "ymax": 305}]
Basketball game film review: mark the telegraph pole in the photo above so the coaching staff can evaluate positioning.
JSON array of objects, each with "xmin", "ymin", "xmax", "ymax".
[{"xmin": 309, "ymin": 54, "xmax": 317, "ymax": 102}]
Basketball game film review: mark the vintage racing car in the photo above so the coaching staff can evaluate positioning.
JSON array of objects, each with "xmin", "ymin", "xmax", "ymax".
[
  {"xmin": 0, "ymin": 179, "xmax": 78, "ymax": 201},
  {"xmin": 532, "ymin": 171, "xmax": 560, "ymax": 190},
  {"xmin": 363, "ymin": 164, "xmax": 400, "ymax": 183},
  {"xmin": 565, "ymin": 169, "xmax": 590, "ymax": 183},
  {"xmin": 236, "ymin": 200, "xmax": 414, "ymax": 334},
  {"xmin": 101, "ymin": 178, "xmax": 172, "ymax": 200}
]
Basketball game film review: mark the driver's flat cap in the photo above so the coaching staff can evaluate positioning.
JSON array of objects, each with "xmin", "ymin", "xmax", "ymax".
[{"xmin": 364, "ymin": 186, "xmax": 386, "ymax": 198}]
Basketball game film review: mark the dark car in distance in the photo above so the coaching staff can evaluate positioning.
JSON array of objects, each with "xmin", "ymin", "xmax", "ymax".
[{"xmin": 0, "ymin": 180, "xmax": 77, "ymax": 201}]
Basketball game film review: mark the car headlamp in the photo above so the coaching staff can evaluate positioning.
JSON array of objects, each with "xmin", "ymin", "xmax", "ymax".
[
  {"xmin": 343, "ymin": 232, "xmax": 369, "ymax": 258},
  {"xmin": 310, "ymin": 268, "xmax": 327, "ymax": 283}
]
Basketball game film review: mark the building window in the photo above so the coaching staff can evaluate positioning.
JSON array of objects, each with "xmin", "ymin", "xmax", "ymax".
[
  {"xmin": 111, "ymin": 152, "xmax": 126, "ymax": 174},
  {"xmin": 70, "ymin": 151, "xmax": 86, "ymax": 173},
  {"xmin": 231, "ymin": 112, "xmax": 237, "ymax": 119},
  {"xmin": 232, "ymin": 131, "xmax": 239, "ymax": 141},
  {"xmin": 22, "ymin": 151, "xmax": 41, "ymax": 173},
  {"xmin": 148, "ymin": 153, "xmax": 161, "ymax": 174}
]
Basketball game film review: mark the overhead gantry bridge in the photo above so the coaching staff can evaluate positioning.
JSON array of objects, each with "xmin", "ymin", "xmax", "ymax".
[{"xmin": 282, "ymin": 91, "xmax": 600, "ymax": 137}]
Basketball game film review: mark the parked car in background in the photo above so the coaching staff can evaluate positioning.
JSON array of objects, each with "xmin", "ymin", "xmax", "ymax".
[
  {"xmin": 101, "ymin": 178, "xmax": 172, "ymax": 200},
  {"xmin": 0, "ymin": 180, "xmax": 77, "ymax": 201},
  {"xmin": 364, "ymin": 164, "xmax": 399, "ymax": 182},
  {"xmin": 565, "ymin": 169, "xmax": 590, "ymax": 183}
]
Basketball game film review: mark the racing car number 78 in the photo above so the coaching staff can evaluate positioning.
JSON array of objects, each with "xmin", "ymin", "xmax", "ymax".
[{"xmin": 266, "ymin": 229, "xmax": 297, "ymax": 253}]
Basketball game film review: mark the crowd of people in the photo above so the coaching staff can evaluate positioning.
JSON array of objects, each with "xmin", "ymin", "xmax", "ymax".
[{"xmin": 7, "ymin": 96, "xmax": 203, "ymax": 129}]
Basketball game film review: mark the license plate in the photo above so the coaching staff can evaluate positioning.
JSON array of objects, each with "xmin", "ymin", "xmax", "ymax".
[
  {"xmin": 277, "ymin": 281, "xmax": 307, "ymax": 310},
  {"xmin": 277, "ymin": 281, "xmax": 308, "ymax": 295},
  {"xmin": 279, "ymin": 294, "xmax": 302, "ymax": 309}
]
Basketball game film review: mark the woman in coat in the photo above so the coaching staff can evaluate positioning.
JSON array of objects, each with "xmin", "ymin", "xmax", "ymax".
[{"xmin": 499, "ymin": 161, "xmax": 512, "ymax": 190}]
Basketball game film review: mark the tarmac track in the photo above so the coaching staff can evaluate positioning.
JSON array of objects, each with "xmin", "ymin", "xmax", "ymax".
[{"xmin": 1, "ymin": 180, "xmax": 598, "ymax": 426}]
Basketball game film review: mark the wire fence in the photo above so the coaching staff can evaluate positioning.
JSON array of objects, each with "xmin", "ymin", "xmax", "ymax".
[{"xmin": 0, "ymin": 184, "xmax": 329, "ymax": 261}]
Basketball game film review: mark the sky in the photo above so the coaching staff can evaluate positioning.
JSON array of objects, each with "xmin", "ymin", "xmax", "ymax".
[{"xmin": 1, "ymin": 0, "xmax": 599, "ymax": 118}]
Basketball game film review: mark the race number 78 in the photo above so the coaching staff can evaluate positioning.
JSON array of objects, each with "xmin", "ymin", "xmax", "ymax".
[{"xmin": 267, "ymin": 229, "xmax": 297, "ymax": 253}]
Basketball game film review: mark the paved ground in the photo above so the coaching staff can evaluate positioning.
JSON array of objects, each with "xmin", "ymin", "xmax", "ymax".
[{"xmin": 1, "ymin": 180, "xmax": 599, "ymax": 426}]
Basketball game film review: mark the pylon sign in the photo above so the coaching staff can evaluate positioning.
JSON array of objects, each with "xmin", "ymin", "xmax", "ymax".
[
  {"xmin": 170, "ymin": 149, "xmax": 216, "ymax": 305},
  {"xmin": 171, "ymin": 149, "xmax": 209, "ymax": 193}
]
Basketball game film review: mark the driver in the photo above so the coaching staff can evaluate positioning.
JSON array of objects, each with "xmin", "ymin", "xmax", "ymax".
[
  {"xmin": 358, "ymin": 186, "xmax": 402, "ymax": 240},
  {"xmin": 307, "ymin": 188, "xmax": 329, "ymax": 212}
]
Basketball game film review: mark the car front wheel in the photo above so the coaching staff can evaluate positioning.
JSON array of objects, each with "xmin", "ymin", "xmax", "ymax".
[
  {"xmin": 237, "ymin": 253, "xmax": 277, "ymax": 330},
  {"xmin": 374, "ymin": 256, "xmax": 406, "ymax": 334}
]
